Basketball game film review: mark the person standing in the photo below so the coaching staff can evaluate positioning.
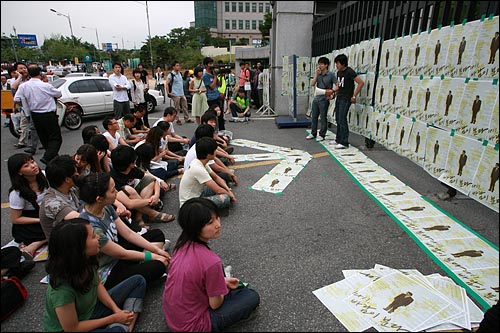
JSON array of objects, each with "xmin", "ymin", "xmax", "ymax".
[
  {"xmin": 488, "ymin": 32, "xmax": 499, "ymax": 64},
  {"xmin": 471, "ymin": 95, "xmax": 481, "ymax": 124},
  {"xmin": 166, "ymin": 61, "xmax": 193, "ymax": 125},
  {"xmin": 434, "ymin": 40, "xmax": 441, "ymax": 65},
  {"xmin": 130, "ymin": 68, "xmax": 148, "ymax": 125},
  {"xmin": 414, "ymin": 44, "xmax": 421, "ymax": 66},
  {"xmin": 137, "ymin": 63, "xmax": 149, "ymax": 92},
  {"xmin": 445, "ymin": 90, "xmax": 453, "ymax": 116},
  {"xmin": 189, "ymin": 66, "xmax": 209, "ymax": 125},
  {"xmin": 458, "ymin": 150, "xmax": 467, "ymax": 176},
  {"xmin": 154, "ymin": 66, "xmax": 166, "ymax": 103},
  {"xmin": 332, "ymin": 54, "xmax": 364, "ymax": 149},
  {"xmin": 306, "ymin": 57, "xmax": 336, "ymax": 142},
  {"xmin": 489, "ymin": 163, "xmax": 499, "ymax": 192},
  {"xmin": 458, "ymin": 37, "xmax": 466, "ymax": 65},
  {"xmin": 203, "ymin": 57, "xmax": 224, "ymax": 130},
  {"xmin": 424, "ymin": 88, "xmax": 431, "ymax": 111},
  {"xmin": 108, "ymin": 63, "xmax": 130, "ymax": 120},
  {"xmin": 13, "ymin": 66, "xmax": 62, "ymax": 164}
]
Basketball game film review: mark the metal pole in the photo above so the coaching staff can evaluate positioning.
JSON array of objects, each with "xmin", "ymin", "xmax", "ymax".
[
  {"xmin": 95, "ymin": 29, "xmax": 101, "ymax": 62},
  {"xmin": 146, "ymin": 1, "xmax": 154, "ymax": 73},
  {"xmin": 229, "ymin": 39, "xmax": 232, "ymax": 64},
  {"xmin": 11, "ymin": 26, "xmax": 18, "ymax": 62}
]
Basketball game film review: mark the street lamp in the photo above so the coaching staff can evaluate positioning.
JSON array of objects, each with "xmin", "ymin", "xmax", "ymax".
[
  {"xmin": 133, "ymin": 1, "xmax": 154, "ymax": 71},
  {"xmin": 50, "ymin": 8, "xmax": 77, "ymax": 66},
  {"xmin": 82, "ymin": 25, "xmax": 101, "ymax": 62}
]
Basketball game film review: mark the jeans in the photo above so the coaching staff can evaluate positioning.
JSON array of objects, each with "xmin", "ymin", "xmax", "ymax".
[
  {"xmin": 209, "ymin": 287, "xmax": 260, "ymax": 332},
  {"xmin": 334, "ymin": 98, "xmax": 351, "ymax": 146},
  {"xmin": 310, "ymin": 98, "xmax": 329, "ymax": 138},
  {"xmin": 90, "ymin": 274, "xmax": 146, "ymax": 332},
  {"xmin": 201, "ymin": 187, "xmax": 231, "ymax": 209}
]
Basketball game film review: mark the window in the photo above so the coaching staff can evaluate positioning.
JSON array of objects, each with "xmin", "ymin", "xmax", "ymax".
[
  {"xmin": 239, "ymin": 20, "xmax": 243, "ymax": 29},
  {"xmin": 252, "ymin": 2, "xmax": 256, "ymax": 12},
  {"xmin": 69, "ymin": 79, "xmax": 99, "ymax": 93},
  {"xmin": 258, "ymin": 20, "xmax": 263, "ymax": 28},
  {"xmin": 225, "ymin": 20, "xmax": 230, "ymax": 29},
  {"xmin": 265, "ymin": 3, "xmax": 270, "ymax": 12},
  {"xmin": 245, "ymin": 20, "xmax": 250, "ymax": 30},
  {"xmin": 225, "ymin": 2, "xmax": 230, "ymax": 12},
  {"xmin": 96, "ymin": 79, "xmax": 112, "ymax": 92},
  {"xmin": 252, "ymin": 20, "xmax": 257, "ymax": 30},
  {"xmin": 232, "ymin": 2, "xmax": 236, "ymax": 12},
  {"xmin": 238, "ymin": 2, "xmax": 243, "ymax": 12},
  {"xmin": 245, "ymin": 2, "xmax": 250, "ymax": 12},
  {"xmin": 259, "ymin": 2, "xmax": 263, "ymax": 13},
  {"xmin": 232, "ymin": 20, "xmax": 237, "ymax": 29}
]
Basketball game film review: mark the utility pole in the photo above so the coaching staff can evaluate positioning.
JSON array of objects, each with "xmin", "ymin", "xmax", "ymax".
[
  {"xmin": 146, "ymin": 1, "xmax": 154, "ymax": 74},
  {"xmin": 11, "ymin": 26, "xmax": 19, "ymax": 62}
]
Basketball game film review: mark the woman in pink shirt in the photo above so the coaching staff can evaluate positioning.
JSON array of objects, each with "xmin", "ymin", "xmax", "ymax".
[{"xmin": 162, "ymin": 198, "xmax": 260, "ymax": 331}]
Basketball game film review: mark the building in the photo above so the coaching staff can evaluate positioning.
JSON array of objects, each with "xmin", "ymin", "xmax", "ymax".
[{"xmin": 194, "ymin": 1, "xmax": 271, "ymax": 46}]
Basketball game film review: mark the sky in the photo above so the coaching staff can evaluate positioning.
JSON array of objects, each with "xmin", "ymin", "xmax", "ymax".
[{"xmin": 1, "ymin": 1, "xmax": 195, "ymax": 50}]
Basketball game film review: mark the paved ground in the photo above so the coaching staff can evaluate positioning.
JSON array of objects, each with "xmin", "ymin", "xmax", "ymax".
[{"xmin": 1, "ymin": 108, "xmax": 498, "ymax": 332}]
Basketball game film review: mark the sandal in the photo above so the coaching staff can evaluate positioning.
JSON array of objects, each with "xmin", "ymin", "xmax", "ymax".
[
  {"xmin": 163, "ymin": 183, "xmax": 177, "ymax": 192},
  {"xmin": 176, "ymin": 119, "xmax": 182, "ymax": 125},
  {"xmin": 152, "ymin": 212, "xmax": 175, "ymax": 223}
]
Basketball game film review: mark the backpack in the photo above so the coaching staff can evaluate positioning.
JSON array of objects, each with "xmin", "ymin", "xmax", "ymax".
[
  {"xmin": 1, "ymin": 276, "xmax": 28, "ymax": 321},
  {"xmin": 168, "ymin": 72, "xmax": 175, "ymax": 94}
]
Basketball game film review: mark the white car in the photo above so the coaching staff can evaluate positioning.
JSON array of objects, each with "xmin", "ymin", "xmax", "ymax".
[{"xmin": 50, "ymin": 76, "xmax": 166, "ymax": 130}]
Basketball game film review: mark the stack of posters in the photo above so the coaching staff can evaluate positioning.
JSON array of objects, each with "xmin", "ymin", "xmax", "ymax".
[{"xmin": 313, "ymin": 264, "xmax": 485, "ymax": 332}]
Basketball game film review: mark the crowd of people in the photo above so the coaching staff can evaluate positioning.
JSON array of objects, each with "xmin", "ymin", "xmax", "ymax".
[{"xmin": 1, "ymin": 57, "xmax": 261, "ymax": 332}]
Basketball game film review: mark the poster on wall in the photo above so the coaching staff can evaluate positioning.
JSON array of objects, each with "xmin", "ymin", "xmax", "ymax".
[
  {"xmin": 446, "ymin": 20, "xmax": 481, "ymax": 78},
  {"xmin": 471, "ymin": 15, "xmax": 499, "ymax": 79},
  {"xmin": 434, "ymin": 77, "xmax": 467, "ymax": 131},
  {"xmin": 414, "ymin": 76, "xmax": 441, "ymax": 123},
  {"xmin": 375, "ymin": 76, "xmax": 390, "ymax": 112},
  {"xmin": 486, "ymin": 96, "xmax": 499, "ymax": 144},
  {"xmin": 379, "ymin": 112, "xmax": 398, "ymax": 148},
  {"xmin": 438, "ymin": 134, "xmax": 485, "ymax": 195},
  {"xmin": 455, "ymin": 79, "xmax": 497, "ymax": 141},
  {"xmin": 380, "ymin": 38, "xmax": 395, "ymax": 76},
  {"xmin": 393, "ymin": 115, "xmax": 414, "ymax": 157},
  {"xmin": 406, "ymin": 120, "xmax": 428, "ymax": 166},
  {"xmin": 281, "ymin": 56, "xmax": 289, "ymax": 96},
  {"xmin": 368, "ymin": 38, "xmax": 381, "ymax": 73},
  {"xmin": 357, "ymin": 105, "xmax": 374, "ymax": 138},
  {"xmin": 423, "ymin": 126, "xmax": 452, "ymax": 179},
  {"xmin": 393, "ymin": 35, "xmax": 411, "ymax": 76},
  {"xmin": 408, "ymin": 32, "xmax": 429, "ymax": 75},
  {"xmin": 424, "ymin": 25, "xmax": 452, "ymax": 76},
  {"xmin": 357, "ymin": 40, "xmax": 370, "ymax": 73},
  {"xmin": 364, "ymin": 72, "xmax": 375, "ymax": 106},
  {"xmin": 390, "ymin": 76, "xmax": 405, "ymax": 115},
  {"xmin": 470, "ymin": 143, "xmax": 499, "ymax": 212},
  {"xmin": 401, "ymin": 76, "xmax": 420, "ymax": 118}
]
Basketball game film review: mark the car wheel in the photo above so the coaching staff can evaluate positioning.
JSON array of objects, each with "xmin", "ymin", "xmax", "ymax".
[
  {"xmin": 64, "ymin": 109, "xmax": 83, "ymax": 130},
  {"xmin": 146, "ymin": 96, "xmax": 156, "ymax": 113}
]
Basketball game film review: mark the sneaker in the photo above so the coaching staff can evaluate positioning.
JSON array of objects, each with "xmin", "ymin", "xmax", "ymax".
[
  {"xmin": 224, "ymin": 265, "xmax": 232, "ymax": 278},
  {"xmin": 316, "ymin": 136, "xmax": 325, "ymax": 142},
  {"xmin": 163, "ymin": 239, "xmax": 172, "ymax": 252},
  {"xmin": 306, "ymin": 134, "xmax": 316, "ymax": 140},
  {"xmin": 333, "ymin": 143, "xmax": 347, "ymax": 149}
]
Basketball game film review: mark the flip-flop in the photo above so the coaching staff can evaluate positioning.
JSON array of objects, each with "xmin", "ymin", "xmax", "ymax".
[
  {"xmin": 165, "ymin": 183, "xmax": 177, "ymax": 191},
  {"xmin": 152, "ymin": 213, "xmax": 175, "ymax": 223}
]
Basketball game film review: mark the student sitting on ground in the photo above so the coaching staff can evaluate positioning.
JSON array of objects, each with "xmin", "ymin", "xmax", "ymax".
[
  {"xmin": 162, "ymin": 198, "xmax": 260, "ymax": 332},
  {"xmin": 229, "ymin": 87, "xmax": 251, "ymax": 122},
  {"xmin": 179, "ymin": 137, "xmax": 236, "ymax": 210}
]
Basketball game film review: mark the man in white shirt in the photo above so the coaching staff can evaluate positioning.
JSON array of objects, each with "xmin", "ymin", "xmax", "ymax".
[
  {"xmin": 13, "ymin": 66, "xmax": 62, "ymax": 164},
  {"xmin": 179, "ymin": 137, "xmax": 235, "ymax": 210},
  {"xmin": 108, "ymin": 63, "xmax": 130, "ymax": 119}
]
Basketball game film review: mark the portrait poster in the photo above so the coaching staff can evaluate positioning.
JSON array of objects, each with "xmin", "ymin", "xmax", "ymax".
[
  {"xmin": 438, "ymin": 133, "xmax": 485, "ymax": 195},
  {"xmin": 379, "ymin": 112, "xmax": 397, "ymax": 148},
  {"xmin": 349, "ymin": 103, "xmax": 364, "ymax": 135},
  {"xmin": 296, "ymin": 75, "xmax": 310, "ymax": 96},
  {"xmin": 415, "ymin": 76, "xmax": 441, "ymax": 123},
  {"xmin": 393, "ymin": 115, "xmax": 414, "ymax": 157},
  {"xmin": 393, "ymin": 35, "xmax": 411, "ymax": 76},
  {"xmin": 423, "ymin": 125, "xmax": 453, "ymax": 179},
  {"xmin": 446, "ymin": 20, "xmax": 481, "ymax": 78},
  {"xmin": 455, "ymin": 79, "xmax": 497, "ymax": 141},
  {"xmin": 375, "ymin": 75, "xmax": 390, "ymax": 112},
  {"xmin": 470, "ymin": 16, "xmax": 499, "ymax": 79},
  {"xmin": 281, "ymin": 56, "xmax": 289, "ymax": 96},
  {"xmin": 358, "ymin": 40, "xmax": 371, "ymax": 73},
  {"xmin": 469, "ymin": 143, "xmax": 499, "ymax": 212},
  {"xmin": 486, "ymin": 95, "xmax": 499, "ymax": 144},
  {"xmin": 363, "ymin": 72, "xmax": 375, "ymax": 106},
  {"xmin": 408, "ymin": 32, "xmax": 429, "ymax": 75},
  {"xmin": 390, "ymin": 75, "xmax": 405, "ymax": 115},
  {"xmin": 434, "ymin": 77, "xmax": 467, "ymax": 130},
  {"xmin": 368, "ymin": 38, "xmax": 381, "ymax": 73},
  {"xmin": 357, "ymin": 105, "xmax": 373, "ymax": 138},
  {"xmin": 406, "ymin": 119, "xmax": 428, "ymax": 166},
  {"xmin": 296, "ymin": 56, "xmax": 311, "ymax": 77},
  {"xmin": 424, "ymin": 25, "xmax": 452, "ymax": 76},
  {"xmin": 401, "ymin": 76, "xmax": 420, "ymax": 118},
  {"xmin": 371, "ymin": 110, "xmax": 388, "ymax": 144},
  {"xmin": 380, "ymin": 38, "xmax": 395, "ymax": 76}
]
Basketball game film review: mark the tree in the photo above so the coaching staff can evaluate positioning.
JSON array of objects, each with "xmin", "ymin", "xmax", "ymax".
[{"xmin": 259, "ymin": 12, "xmax": 272, "ymax": 46}]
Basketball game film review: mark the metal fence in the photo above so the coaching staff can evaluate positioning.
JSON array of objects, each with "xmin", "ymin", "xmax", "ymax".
[{"xmin": 312, "ymin": 1, "xmax": 499, "ymax": 56}]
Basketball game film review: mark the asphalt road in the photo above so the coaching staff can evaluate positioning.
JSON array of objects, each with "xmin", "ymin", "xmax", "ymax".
[{"xmin": 1, "ymin": 108, "xmax": 498, "ymax": 332}]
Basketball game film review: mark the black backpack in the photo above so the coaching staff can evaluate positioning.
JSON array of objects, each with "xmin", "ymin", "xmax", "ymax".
[{"xmin": 168, "ymin": 72, "xmax": 175, "ymax": 94}]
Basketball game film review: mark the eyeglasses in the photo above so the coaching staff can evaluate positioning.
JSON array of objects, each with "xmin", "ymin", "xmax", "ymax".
[{"xmin": 110, "ymin": 121, "xmax": 118, "ymax": 125}]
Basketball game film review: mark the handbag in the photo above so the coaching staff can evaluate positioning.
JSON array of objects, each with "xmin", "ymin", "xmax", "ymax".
[
  {"xmin": 244, "ymin": 81, "xmax": 252, "ymax": 91},
  {"xmin": 1, "ymin": 276, "xmax": 28, "ymax": 321}
]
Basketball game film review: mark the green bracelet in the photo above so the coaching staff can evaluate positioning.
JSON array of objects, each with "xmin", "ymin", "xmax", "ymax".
[{"xmin": 144, "ymin": 251, "xmax": 152, "ymax": 262}]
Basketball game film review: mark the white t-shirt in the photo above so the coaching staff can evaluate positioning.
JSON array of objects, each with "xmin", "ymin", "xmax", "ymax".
[
  {"xmin": 9, "ymin": 189, "xmax": 46, "ymax": 210},
  {"xmin": 184, "ymin": 144, "xmax": 214, "ymax": 171},
  {"xmin": 179, "ymin": 159, "xmax": 213, "ymax": 207},
  {"xmin": 103, "ymin": 131, "xmax": 121, "ymax": 149}
]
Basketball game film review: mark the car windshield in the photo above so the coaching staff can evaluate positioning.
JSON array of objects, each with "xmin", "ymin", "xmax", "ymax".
[{"xmin": 50, "ymin": 79, "xmax": 67, "ymax": 89}]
